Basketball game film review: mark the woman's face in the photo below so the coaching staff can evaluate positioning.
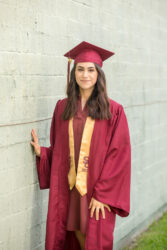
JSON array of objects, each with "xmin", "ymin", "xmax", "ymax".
[{"xmin": 75, "ymin": 62, "xmax": 98, "ymax": 92}]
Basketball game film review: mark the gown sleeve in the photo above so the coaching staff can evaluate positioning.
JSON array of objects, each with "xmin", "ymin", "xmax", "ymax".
[
  {"xmin": 36, "ymin": 99, "xmax": 61, "ymax": 189},
  {"xmin": 92, "ymin": 104, "xmax": 131, "ymax": 217}
]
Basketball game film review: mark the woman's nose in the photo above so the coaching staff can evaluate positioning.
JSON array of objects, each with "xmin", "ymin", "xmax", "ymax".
[{"xmin": 83, "ymin": 70, "xmax": 88, "ymax": 77}]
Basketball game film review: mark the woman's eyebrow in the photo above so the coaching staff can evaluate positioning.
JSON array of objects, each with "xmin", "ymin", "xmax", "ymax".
[{"xmin": 77, "ymin": 66, "xmax": 95, "ymax": 69}]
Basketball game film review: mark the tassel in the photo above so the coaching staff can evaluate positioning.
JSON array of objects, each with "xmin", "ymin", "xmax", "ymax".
[{"xmin": 67, "ymin": 57, "xmax": 72, "ymax": 89}]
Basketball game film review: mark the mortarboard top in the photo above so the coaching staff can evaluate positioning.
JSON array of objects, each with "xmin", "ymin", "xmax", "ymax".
[{"xmin": 64, "ymin": 41, "xmax": 115, "ymax": 88}]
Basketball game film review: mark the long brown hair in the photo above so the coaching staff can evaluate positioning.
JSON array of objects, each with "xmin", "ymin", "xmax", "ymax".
[{"xmin": 61, "ymin": 63, "xmax": 112, "ymax": 120}]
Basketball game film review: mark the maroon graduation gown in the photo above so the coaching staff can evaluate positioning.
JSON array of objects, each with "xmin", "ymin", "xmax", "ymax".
[{"xmin": 36, "ymin": 97, "xmax": 131, "ymax": 250}]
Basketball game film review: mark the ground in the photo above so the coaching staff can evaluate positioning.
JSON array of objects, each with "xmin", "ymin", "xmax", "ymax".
[{"xmin": 123, "ymin": 210, "xmax": 167, "ymax": 250}]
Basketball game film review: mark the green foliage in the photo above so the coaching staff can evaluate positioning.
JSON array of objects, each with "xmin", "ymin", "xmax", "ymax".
[{"xmin": 124, "ymin": 211, "xmax": 167, "ymax": 250}]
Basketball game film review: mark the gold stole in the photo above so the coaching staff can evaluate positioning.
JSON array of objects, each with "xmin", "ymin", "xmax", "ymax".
[{"xmin": 68, "ymin": 116, "xmax": 95, "ymax": 196}]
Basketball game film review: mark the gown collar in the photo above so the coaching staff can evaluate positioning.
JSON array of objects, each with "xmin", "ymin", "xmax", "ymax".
[{"xmin": 77, "ymin": 95, "xmax": 89, "ymax": 117}]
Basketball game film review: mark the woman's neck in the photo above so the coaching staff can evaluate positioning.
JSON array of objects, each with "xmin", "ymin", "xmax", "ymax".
[
  {"xmin": 79, "ymin": 88, "xmax": 93, "ymax": 102},
  {"xmin": 79, "ymin": 88, "xmax": 93, "ymax": 111}
]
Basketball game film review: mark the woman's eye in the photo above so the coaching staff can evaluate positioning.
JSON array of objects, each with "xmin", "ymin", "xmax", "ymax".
[{"xmin": 77, "ymin": 69, "xmax": 94, "ymax": 72}]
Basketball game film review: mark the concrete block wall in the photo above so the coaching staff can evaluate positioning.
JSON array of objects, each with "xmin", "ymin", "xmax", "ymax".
[{"xmin": 0, "ymin": 0, "xmax": 166, "ymax": 249}]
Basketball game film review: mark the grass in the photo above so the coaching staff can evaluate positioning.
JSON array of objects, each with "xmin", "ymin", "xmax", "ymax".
[{"xmin": 123, "ymin": 211, "xmax": 167, "ymax": 250}]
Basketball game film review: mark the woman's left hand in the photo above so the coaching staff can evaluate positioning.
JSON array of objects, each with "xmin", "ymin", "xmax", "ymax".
[{"xmin": 89, "ymin": 197, "xmax": 111, "ymax": 220}]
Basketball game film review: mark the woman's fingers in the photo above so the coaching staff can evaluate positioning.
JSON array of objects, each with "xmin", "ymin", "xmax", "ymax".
[
  {"xmin": 30, "ymin": 141, "xmax": 35, "ymax": 146},
  {"xmin": 90, "ymin": 206, "xmax": 96, "ymax": 218},
  {"xmin": 104, "ymin": 204, "xmax": 111, "ymax": 212},
  {"xmin": 101, "ymin": 206, "xmax": 105, "ymax": 219},
  {"xmin": 31, "ymin": 129, "xmax": 35, "ymax": 141},
  {"xmin": 95, "ymin": 207, "xmax": 100, "ymax": 220},
  {"xmin": 31, "ymin": 129, "xmax": 39, "ymax": 144},
  {"xmin": 30, "ymin": 129, "xmax": 41, "ymax": 156},
  {"xmin": 91, "ymin": 206, "xmax": 106, "ymax": 220},
  {"xmin": 89, "ymin": 197, "xmax": 111, "ymax": 220}
]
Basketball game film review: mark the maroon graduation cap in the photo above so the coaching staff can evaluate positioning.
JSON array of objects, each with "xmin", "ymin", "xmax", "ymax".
[{"xmin": 64, "ymin": 41, "xmax": 115, "ymax": 88}]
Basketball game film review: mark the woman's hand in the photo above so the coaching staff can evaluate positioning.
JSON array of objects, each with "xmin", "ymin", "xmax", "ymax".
[
  {"xmin": 89, "ymin": 197, "xmax": 111, "ymax": 220},
  {"xmin": 30, "ymin": 129, "xmax": 41, "ymax": 157}
]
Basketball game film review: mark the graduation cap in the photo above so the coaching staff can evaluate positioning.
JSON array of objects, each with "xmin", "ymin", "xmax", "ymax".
[{"xmin": 64, "ymin": 41, "xmax": 115, "ymax": 88}]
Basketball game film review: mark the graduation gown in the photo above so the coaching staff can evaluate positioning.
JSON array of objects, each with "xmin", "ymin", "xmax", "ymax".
[{"xmin": 36, "ymin": 97, "xmax": 131, "ymax": 250}]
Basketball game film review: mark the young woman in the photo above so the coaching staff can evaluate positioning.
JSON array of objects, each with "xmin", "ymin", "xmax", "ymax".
[{"xmin": 30, "ymin": 41, "xmax": 131, "ymax": 250}]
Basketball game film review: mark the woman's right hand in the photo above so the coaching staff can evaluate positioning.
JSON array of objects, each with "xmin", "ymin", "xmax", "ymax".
[{"xmin": 30, "ymin": 129, "xmax": 41, "ymax": 157}]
